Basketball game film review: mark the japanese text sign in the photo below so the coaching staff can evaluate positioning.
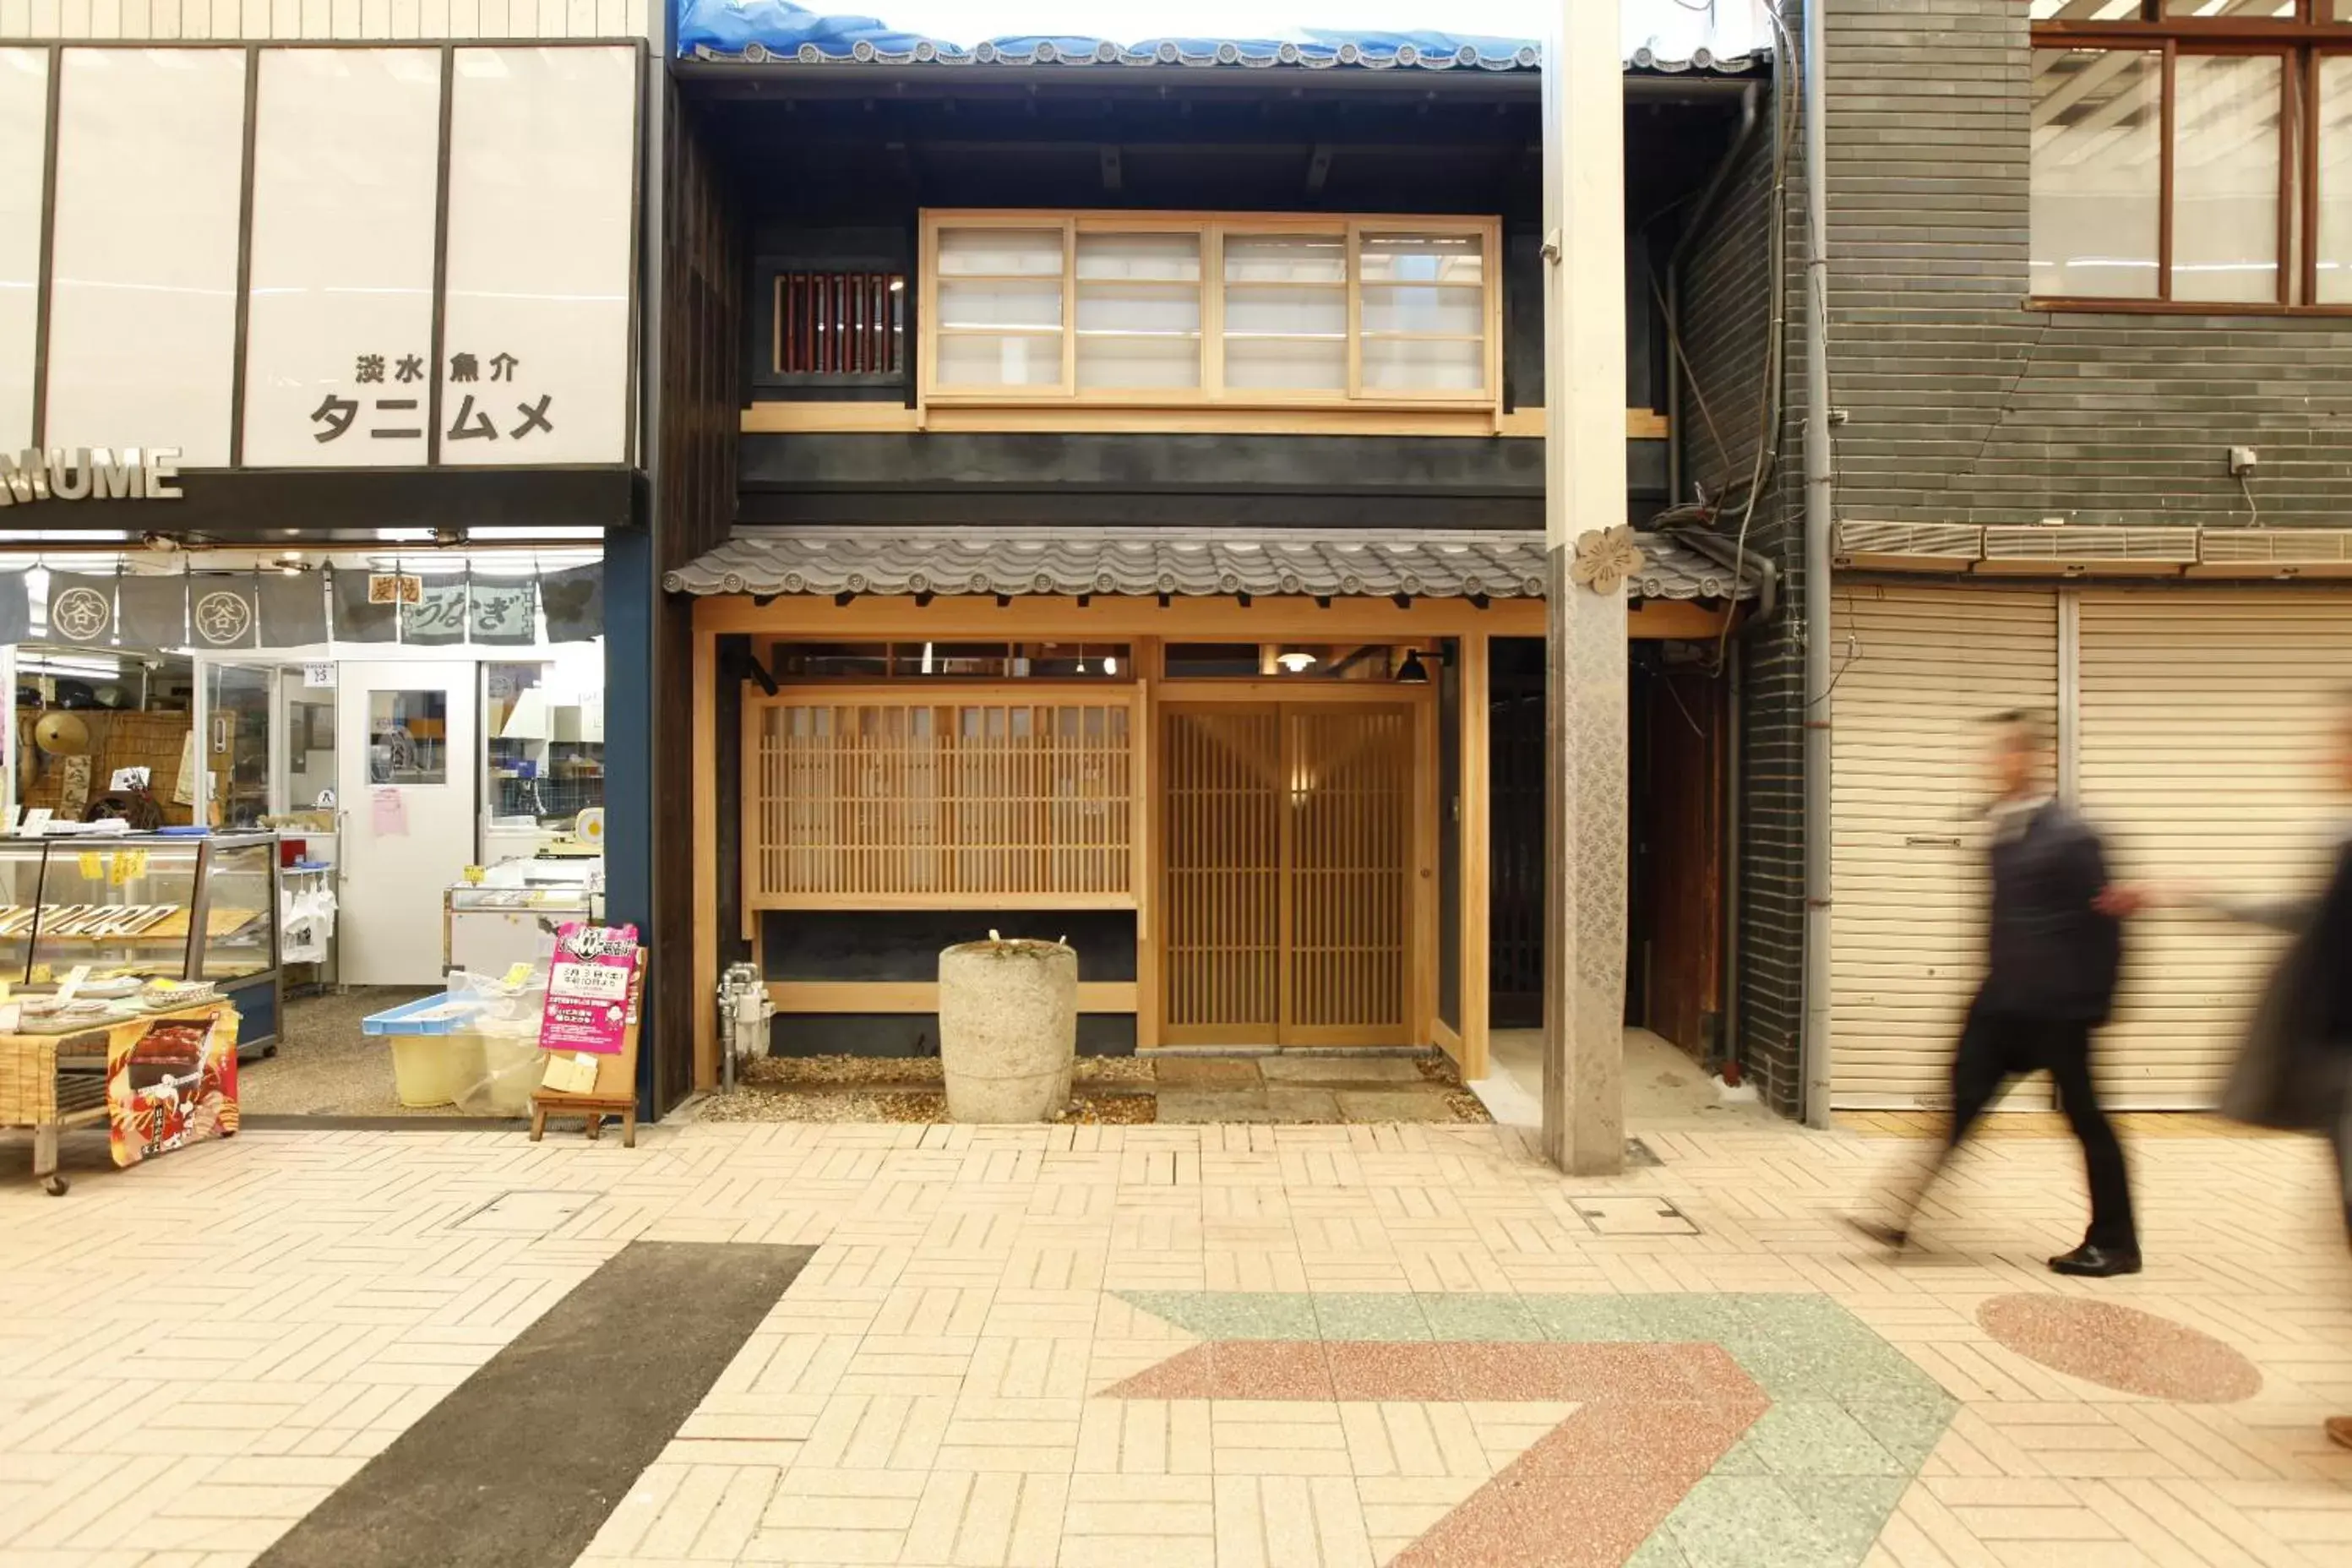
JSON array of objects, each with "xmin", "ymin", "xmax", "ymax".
[{"xmin": 539, "ymin": 923, "xmax": 640, "ymax": 1056}]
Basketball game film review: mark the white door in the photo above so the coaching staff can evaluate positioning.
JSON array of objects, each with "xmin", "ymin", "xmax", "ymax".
[{"xmin": 338, "ymin": 662, "xmax": 476, "ymax": 986}]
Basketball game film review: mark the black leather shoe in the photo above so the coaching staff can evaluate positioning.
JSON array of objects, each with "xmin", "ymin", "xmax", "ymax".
[
  {"xmin": 1838, "ymin": 1215, "xmax": 1908, "ymax": 1250},
  {"xmin": 2048, "ymin": 1244, "xmax": 2142, "ymax": 1278}
]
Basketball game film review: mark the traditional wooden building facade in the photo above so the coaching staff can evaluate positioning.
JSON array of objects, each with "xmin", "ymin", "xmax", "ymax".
[{"xmin": 656, "ymin": 14, "xmax": 1775, "ymax": 1096}]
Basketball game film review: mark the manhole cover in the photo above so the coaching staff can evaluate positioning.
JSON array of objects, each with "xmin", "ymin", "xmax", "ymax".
[
  {"xmin": 453, "ymin": 1190, "xmax": 600, "ymax": 1234},
  {"xmin": 1565, "ymin": 1195, "xmax": 1699, "ymax": 1236}
]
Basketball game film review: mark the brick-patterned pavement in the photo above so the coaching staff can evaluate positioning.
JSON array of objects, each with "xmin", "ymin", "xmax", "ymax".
[{"xmin": 0, "ymin": 1110, "xmax": 2347, "ymax": 1565}]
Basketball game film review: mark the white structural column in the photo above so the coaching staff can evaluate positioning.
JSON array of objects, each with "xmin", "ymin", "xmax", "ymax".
[{"xmin": 1538, "ymin": 1, "xmax": 1630, "ymax": 1175}]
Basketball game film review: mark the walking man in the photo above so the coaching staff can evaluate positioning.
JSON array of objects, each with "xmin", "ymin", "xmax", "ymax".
[
  {"xmin": 2146, "ymin": 692, "xmax": 2352, "ymax": 1446},
  {"xmin": 1848, "ymin": 710, "xmax": 2142, "ymax": 1277}
]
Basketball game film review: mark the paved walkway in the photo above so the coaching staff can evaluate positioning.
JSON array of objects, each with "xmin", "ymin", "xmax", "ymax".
[{"xmin": 0, "ymin": 1106, "xmax": 2347, "ymax": 1566}]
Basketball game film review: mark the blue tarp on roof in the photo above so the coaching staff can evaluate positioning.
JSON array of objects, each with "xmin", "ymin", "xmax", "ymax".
[{"xmin": 675, "ymin": 2, "xmax": 1772, "ymax": 73}]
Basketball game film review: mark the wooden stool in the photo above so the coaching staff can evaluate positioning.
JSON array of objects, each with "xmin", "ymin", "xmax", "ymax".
[{"xmin": 529, "ymin": 1092, "xmax": 638, "ymax": 1148}]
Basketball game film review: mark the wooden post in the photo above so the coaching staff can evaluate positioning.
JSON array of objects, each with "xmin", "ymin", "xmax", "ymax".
[
  {"xmin": 1460, "ymin": 631, "xmax": 1491, "ymax": 1083},
  {"xmin": 1134, "ymin": 635, "xmax": 1162, "ymax": 1051},
  {"xmin": 1539, "ymin": 0, "xmax": 1629, "ymax": 1175}
]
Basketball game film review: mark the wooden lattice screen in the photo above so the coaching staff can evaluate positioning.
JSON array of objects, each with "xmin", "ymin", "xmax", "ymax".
[{"xmin": 745, "ymin": 689, "xmax": 1137, "ymax": 908}]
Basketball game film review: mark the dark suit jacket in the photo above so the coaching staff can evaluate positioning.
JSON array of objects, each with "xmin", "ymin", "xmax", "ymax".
[
  {"xmin": 1979, "ymin": 800, "xmax": 2124, "ymax": 1025},
  {"xmin": 2222, "ymin": 841, "xmax": 2352, "ymax": 1133}
]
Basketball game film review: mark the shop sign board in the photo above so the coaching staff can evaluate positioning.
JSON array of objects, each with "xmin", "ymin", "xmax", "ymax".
[
  {"xmin": 0, "ymin": 447, "xmax": 182, "ymax": 506},
  {"xmin": 540, "ymin": 923, "xmax": 640, "ymax": 1056}
]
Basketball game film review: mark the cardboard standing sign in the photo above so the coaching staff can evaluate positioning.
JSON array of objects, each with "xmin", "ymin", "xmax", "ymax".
[{"xmin": 531, "ymin": 934, "xmax": 645, "ymax": 1148}]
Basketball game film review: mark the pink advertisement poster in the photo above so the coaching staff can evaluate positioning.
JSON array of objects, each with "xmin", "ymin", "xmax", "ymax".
[{"xmin": 539, "ymin": 923, "xmax": 641, "ymax": 1055}]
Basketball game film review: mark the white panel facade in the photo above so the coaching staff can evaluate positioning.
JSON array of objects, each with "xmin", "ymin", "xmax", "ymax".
[
  {"xmin": 242, "ymin": 48, "xmax": 440, "ymax": 466},
  {"xmin": 438, "ymin": 44, "xmax": 634, "ymax": 466},
  {"xmin": 0, "ymin": 47, "xmax": 45, "ymax": 449},
  {"xmin": 44, "ymin": 47, "xmax": 247, "ymax": 465},
  {"xmin": 0, "ymin": 0, "xmax": 652, "ymax": 43}
]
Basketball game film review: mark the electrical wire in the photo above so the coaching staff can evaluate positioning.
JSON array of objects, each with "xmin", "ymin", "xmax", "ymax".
[{"xmin": 1708, "ymin": 0, "xmax": 1799, "ymax": 678}]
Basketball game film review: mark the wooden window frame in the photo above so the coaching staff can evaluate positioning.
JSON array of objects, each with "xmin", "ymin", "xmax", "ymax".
[
  {"xmin": 742, "ymin": 682, "xmax": 1144, "ymax": 912},
  {"xmin": 2032, "ymin": 0, "xmax": 2352, "ymax": 313},
  {"xmin": 917, "ymin": 210, "xmax": 1503, "ymax": 414}
]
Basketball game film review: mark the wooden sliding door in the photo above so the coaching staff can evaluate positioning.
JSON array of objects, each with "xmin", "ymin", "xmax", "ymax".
[{"xmin": 1160, "ymin": 701, "xmax": 1414, "ymax": 1048}]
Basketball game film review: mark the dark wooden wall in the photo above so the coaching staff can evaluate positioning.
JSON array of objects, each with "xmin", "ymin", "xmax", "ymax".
[
  {"xmin": 635, "ymin": 78, "xmax": 743, "ymax": 1113},
  {"xmin": 1635, "ymin": 660, "xmax": 1727, "ymax": 1060}
]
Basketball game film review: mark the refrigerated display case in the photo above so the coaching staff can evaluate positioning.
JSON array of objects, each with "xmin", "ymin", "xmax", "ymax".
[{"xmin": 0, "ymin": 832, "xmax": 282, "ymax": 1059}]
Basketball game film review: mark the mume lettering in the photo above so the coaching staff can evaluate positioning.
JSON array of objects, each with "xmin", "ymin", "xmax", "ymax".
[{"xmin": 0, "ymin": 448, "xmax": 182, "ymax": 507}]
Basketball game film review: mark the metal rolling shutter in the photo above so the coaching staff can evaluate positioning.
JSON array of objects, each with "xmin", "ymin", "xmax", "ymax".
[
  {"xmin": 2075, "ymin": 589, "xmax": 2352, "ymax": 1109},
  {"xmin": 1830, "ymin": 584, "xmax": 2060, "ymax": 1108}
]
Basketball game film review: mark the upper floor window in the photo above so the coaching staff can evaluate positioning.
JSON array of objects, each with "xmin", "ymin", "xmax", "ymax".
[
  {"xmin": 2031, "ymin": 2, "xmax": 2352, "ymax": 309},
  {"xmin": 918, "ymin": 211, "xmax": 1498, "ymax": 408}
]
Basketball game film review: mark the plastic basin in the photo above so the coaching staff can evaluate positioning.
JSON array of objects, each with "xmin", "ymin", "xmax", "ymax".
[{"xmin": 362, "ymin": 994, "xmax": 489, "ymax": 1109}]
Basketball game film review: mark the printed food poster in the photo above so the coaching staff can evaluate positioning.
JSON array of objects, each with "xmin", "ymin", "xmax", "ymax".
[
  {"xmin": 106, "ymin": 1004, "xmax": 239, "ymax": 1168},
  {"xmin": 539, "ymin": 923, "xmax": 640, "ymax": 1056}
]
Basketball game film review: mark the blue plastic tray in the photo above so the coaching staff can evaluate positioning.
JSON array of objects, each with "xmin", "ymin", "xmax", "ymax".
[{"xmin": 360, "ymin": 993, "xmax": 487, "ymax": 1037}]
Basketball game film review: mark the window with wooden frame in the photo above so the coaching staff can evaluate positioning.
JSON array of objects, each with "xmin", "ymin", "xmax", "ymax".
[
  {"xmin": 918, "ymin": 211, "xmax": 1500, "ymax": 407},
  {"xmin": 743, "ymin": 689, "xmax": 1140, "ymax": 911},
  {"xmin": 2031, "ymin": 2, "xmax": 2352, "ymax": 310}
]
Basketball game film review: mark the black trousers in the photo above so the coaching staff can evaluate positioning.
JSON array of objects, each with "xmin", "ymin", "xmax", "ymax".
[{"xmin": 1903, "ymin": 1004, "xmax": 2140, "ymax": 1254}]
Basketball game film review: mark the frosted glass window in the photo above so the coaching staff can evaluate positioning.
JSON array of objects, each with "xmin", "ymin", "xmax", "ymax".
[
  {"xmin": 1355, "ymin": 231, "xmax": 1487, "ymax": 395},
  {"xmin": 1076, "ymin": 232, "xmax": 1199, "ymax": 281},
  {"xmin": 242, "ymin": 51, "xmax": 443, "ymax": 467},
  {"xmin": 0, "ymin": 50, "xmax": 46, "ymax": 450},
  {"xmin": 2172, "ymin": 54, "xmax": 2283, "ymax": 304},
  {"xmin": 2161, "ymin": 1, "xmax": 2293, "ymax": 15},
  {"xmin": 936, "ymin": 280, "xmax": 1064, "ymax": 329},
  {"xmin": 1224, "ymin": 233, "xmax": 1345, "ymax": 283},
  {"xmin": 441, "ymin": 46, "xmax": 637, "ymax": 467},
  {"xmin": 1361, "ymin": 339, "xmax": 1485, "ymax": 393},
  {"xmin": 932, "ymin": 225, "xmax": 1068, "ymax": 390},
  {"xmin": 1076, "ymin": 337, "xmax": 1200, "ymax": 390},
  {"xmin": 1075, "ymin": 232, "xmax": 1200, "ymax": 391},
  {"xmin": 1361, "ymin": 286, "xmax": 1485, "ymax": 336},
  {"xmin": 1223, "ymin": 285, "xmax": 1347, "ymax": 338},
  {"xmin": 1220, "ymin": 235, "xmax": 1347, "ymax": 393},
  {"xmin": 1359, "ymin": 231, "xmax": 1484, "ymax": 286},
  {"xmin": 44, "ymin": 49, "xmax": 248, "ymax": 466},
  {"xmin": 2318, "ymin": 57, "xmax": 2352, "ymax": 302},
  {"xmin": 2030, "ymin": 49, "xmax": 2162, "ymax": 299},
  {"xmin": 1224, "ymin": 338, "xmax": 1346, "ymax": 392},
  {"xmin": 938, "ymin": 227, "xmax": 1064, "ymax": 276},
  {"xmin": 937, "ymin": 335, "xmax": 1062, "ymax": 387}
]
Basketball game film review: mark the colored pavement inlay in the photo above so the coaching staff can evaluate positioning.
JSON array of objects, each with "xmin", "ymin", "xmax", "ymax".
[
  {"xmin": 1978, "ymin": 1293, "xmax": 2264, "ymax": 1404},
  {"xmin": 1111, "ymin": 1290, "xmax": 1959, "ymax": 1568},
  {"xmin": 253, "ymin": 1241, "xmax": 814, "ymax": 1568}
]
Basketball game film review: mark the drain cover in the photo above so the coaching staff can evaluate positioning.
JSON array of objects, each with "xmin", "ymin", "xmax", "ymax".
[
  {"xmin": 454, "ymin": 1190, "xmax": 600, "ymax": 1234},
  {"xmin": 1566, "ymin": 1195, "xmax": 1700, "ymax": 1236}
]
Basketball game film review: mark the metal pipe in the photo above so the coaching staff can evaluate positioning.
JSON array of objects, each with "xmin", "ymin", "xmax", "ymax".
[
  {"xmin": 1664, "ymin": 83, "xmax": 1763, "ymax": 506},
  {"xmin": 1663, "ymin": 525, "xmax": 1780, "ymax": 636},
  {"xmin": 1722, "ymin": 647, "xmax": 1743, "ymax": 1079},
  {"xmin": 1799, "ymin": 0, "xmax": 1837, "ymax": 1131}
]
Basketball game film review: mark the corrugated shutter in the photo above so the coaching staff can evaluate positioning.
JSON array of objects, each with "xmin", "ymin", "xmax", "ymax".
[
  {"xmin": 2076, "ymin": 589, "xmax": 2352, "ymax": 1109},
  {"xmin": 1830, "ymin": 584, "xmax": 2059, "ymax": 1108}
]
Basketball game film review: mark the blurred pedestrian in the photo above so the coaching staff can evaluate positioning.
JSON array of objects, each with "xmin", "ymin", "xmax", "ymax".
[
  {"xmin": 1845, "ymin": 710, "xmax": 2142, "ymax": 1277},
  {"xmin": 2141, "ymin": 693, "xmax": 2352, "ymax": 1449}
]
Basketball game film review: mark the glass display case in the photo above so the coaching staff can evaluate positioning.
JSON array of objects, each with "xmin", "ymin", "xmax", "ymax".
[{"xmin": 0, "ymin": 831, "xmax": 282, "ymax": 1057}]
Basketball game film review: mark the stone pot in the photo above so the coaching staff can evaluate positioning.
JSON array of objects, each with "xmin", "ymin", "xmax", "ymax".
[{"xmin": 937, "ymin": 937, "xmax": 1077, "ymax": 1123}]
